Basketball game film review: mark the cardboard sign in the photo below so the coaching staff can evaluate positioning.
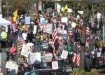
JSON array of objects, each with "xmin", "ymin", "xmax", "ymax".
[
  {"xmin": 28, "ymin": 52, "xmax": 41, "ymax": 64},
  {"xmin": 52, "ymin": 61, "xmax": 58, "ymax": 69},
  {"xmin": 61, "ymin": 50, "xmax": 68, "ymax": 59},
  {"xmin": 25, "ymin": 17, "xmax": 30, "ymax": 24},
  {"xmin": 33, "ymin": 25, "xmax": 37, "ymax": 34},
  {"xmin": 44, "ymin": 53, "xmax": 53, "ymax": 62},
  {"xmin": 61, "ymin": 17, "xmax": 68, "ymax": 23},
  {"xmin": 42, "ymin": 20, "xmax": 48, "ymax": 24},
  {"xmin": 21, "ymin": 44, "xmax": 29, "ymax": 57},
  {"xmin": 58, "ymin": 30, "xmax": 67, "ymax": 34},
  {"xmin": 43, "ymin": 23, "xmax": 52, "ymax": 34}
]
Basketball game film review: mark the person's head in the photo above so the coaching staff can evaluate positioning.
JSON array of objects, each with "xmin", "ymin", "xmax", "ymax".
[
  {"xmin": 9, "ymin": 57, "xmax": 13, "ymax": 61},
  {"xmin": 55, "ymin": 50, "xmax": 59, "ymax": 55},
  {"xmin": 12, "ymin": 44, "xmax": 15, "ymax": 47}
]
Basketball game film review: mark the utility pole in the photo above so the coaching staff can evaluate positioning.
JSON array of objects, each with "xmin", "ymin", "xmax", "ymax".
[{"xmin": 0, "ymin": 0, "xmax": 2, "ymax": 13}]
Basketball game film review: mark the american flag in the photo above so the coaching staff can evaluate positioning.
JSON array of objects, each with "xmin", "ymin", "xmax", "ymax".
[
  {"xmin": 72, "ymin": 53, "xmax": 80, "ymax": 67},
  {"xmin": 52, "ymin": 29, "xmax": 59, "ymax": 51},
  {"xmin": 17, "ymin": 36, "xmax": 25, "ymax": 44},
  {"xmin": 86, "ymin": 27, "xmax": 91, "ymax": 35}
]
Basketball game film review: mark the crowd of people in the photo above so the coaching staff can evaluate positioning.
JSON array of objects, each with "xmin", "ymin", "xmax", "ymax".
[{"xmin": 0, "ymin": 8, "xmax": 104, "ymax": 75}]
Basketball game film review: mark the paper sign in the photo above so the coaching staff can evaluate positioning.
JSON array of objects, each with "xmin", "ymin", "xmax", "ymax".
[
  {"xmin": 28, "ymin": 52, "xmax": 41, "ymax": 64},
  {"xmin": 44, "ymin": 53, "xmax": 53, "ymax": 62},
  {"xmin": 42, "ymin": 20, "xmax": 48, "ymax": 24},
  {"xmin": 58, "ymin": 30, "xmax": 67, "ymax": 34},
  {"xmin": 52, "ymin": 61, "xmax": 58, "ymax": 69},
  {"xmin": 21, "ymin": 44, "xmax": 29, "ymax": 57},
  {"xmin": 33, "ymin": 25, "xmax": 37, "ymax": 34},
  {"xmin": 25, "ymin": 17, "xmax": 30, "ymax": 24},
  {"xmin": 97, "ymin": 52, "xmax": 101, "ymax": 57},
  {"xmin": 68, "ymin": 8, "xmax": 72, "ymax": 12},
  {"xmin": 61, "ymin": 17, "xmax": 68, "ymax": 23},
  {"xmin": 40, "ymin": 18, "xmax": 45, "ymax": 23},
  {"xmin": 43, "ymin": 23, "xmax": 52, "ymax": 34},
  {"xmin": 61, "ymin": 50, "xmax": 68, "ymax": 59},
  {"xmin": 6, "ymin": 61, "xmax": 17, "ymax": 69}
]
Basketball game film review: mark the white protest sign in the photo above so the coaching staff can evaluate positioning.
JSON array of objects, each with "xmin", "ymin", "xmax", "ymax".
[
  {"xmin": 52, "ymin": 61, "xmax": 58, "ymax": 69},
  {"xmin": 61, "ymin": 17, "xmax": 68, "ymax": 23},
  {"xmin": 61, "ymin": 50, "xmax": 68, "ymax": 59},
  {"xmin": 25, "ymin": 16, "xmax": 30, "ymax": 24},
  {"xmin": 21, "ymin": 44, "xmax": 29, "ymax": 57},
  {"xmin": 40, "ymin": 17, "xmax": 45, "ymax": 23},
  {"xmin": 68, "ymin": 8, "xmax": 72, "ymax": 12},
  {"xmin": 28, "ymin": 52, "xmax": 41, "ymax": 64},
  {"xmin": 97, "ymin": 52, "xmax": 101, "ymax": 57},
  {"xmin": 58, "ymin": 30, "xmax": 67, "ymax": 34},
  {"xmin": 43, "ymin": 23, "xmax": 52, "ymax": 34},
  {"xmin": 44, "ymin": 53, "xmax": 53, "ymax": 62},
  {"xmin": 6, "ymin": 61, "xmax": 17, "ymax": 69},
  {"xmin": 33, "ymin": 25, "xmax": 37, "ymax": 34}
]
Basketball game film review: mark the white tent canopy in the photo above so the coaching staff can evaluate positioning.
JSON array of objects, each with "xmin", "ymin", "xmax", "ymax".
[{"xmin": 0, "ymin": 17, "xmax": 11, "ymax": 26}]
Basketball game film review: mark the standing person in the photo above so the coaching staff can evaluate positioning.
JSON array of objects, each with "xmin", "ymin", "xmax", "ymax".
[
  {"xmin": 12, "ymin": 33, "xmax": 17, "ymax": 46},
  {"xmin": 27, "ymin": 29, "xmax": 33, "ymax": 42},
  {"xmin": 35, "ymin": 33, "xmax": 40, "ymax": 52},
  {"xmin": 5, "ymin": 57, "xmax": 17, "ymax": 75},
  {"xmin": 9, "ymin": 44, "xmax": 16, "ymax": 61},
  {"xmin": 1, "ymin": 60, "xmax": 7, "ymax": 75}
]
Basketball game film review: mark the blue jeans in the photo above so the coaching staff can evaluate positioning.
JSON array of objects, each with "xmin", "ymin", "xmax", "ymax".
[
  {"xmin": 13, "ymin": 55, "xmax": 16, "ymax": 61},
  {"xmin": 35, "ymin": 41, "xmax": 40, "ymax": 51}
]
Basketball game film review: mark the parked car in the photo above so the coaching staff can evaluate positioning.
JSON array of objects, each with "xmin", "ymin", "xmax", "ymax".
[{"xmin": 25, "ymin": 69, "xmax": 66, "ymax": 75}]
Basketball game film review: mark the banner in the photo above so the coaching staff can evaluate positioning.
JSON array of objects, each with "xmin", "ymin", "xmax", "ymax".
[
  {"xmin": 21, "ymin": 44, "xmax": 29, "ymax": 57},
  {"xmin": 52, "ymin": 61, "xmax": 58, "ymax": 69},
  {"xmin": 61, "ymin": 50, "xmax": 68, "ymax": 59},
  {"xmin": 28, "ymin": 52, "xmax": 41, "ymax": 64},
  {"xmin": 43, "ymin": 23, "xmax": 52, "ymax": 34},
  {"xmin": 25, "ymin": 17, "xmax": 30, "ymax": 24},
  {"xmin": 44, "ymin": 53, "xmax": 53, "ymax": 62}
]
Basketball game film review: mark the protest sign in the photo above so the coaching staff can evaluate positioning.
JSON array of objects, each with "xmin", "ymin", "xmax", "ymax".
[
  {"xmin": 41, "ymin": 20, "xmax": 48, "ymax": 24},
  {"xmin": 68, "ymin": 8, "xmax": 72, "ymax": 12},
  {"xmin": 25, "ymin": 16, "xmax": 30, "ymax": 24},
  {"xmin": 61, "ymin": 50, "xmax": 68, "ymax": 59},
  {"xmin": 28, "ymin": 52, "xmax": 41, "ymax": 64},
  {"xmin": 33, "ymin": 25, "xmax": 37, "ymax": 34},
  {"xmin": 44, "ymin": 53, "xmax": 53, "ymax": 62},
  {"xmin": 61, "ymin": 17, "xmax": 68, "ymax": 23},
  {"xmin": 40, "ymin": 17, "xmax": 45, "ymax": 23},
  {"xmin": 6, "ymin": 61, "xmax": 17, "ymax": 69},
  {"xmin": 21, "ymin": 44, "xmax": 29, "ymax": 57},
  {"xmin": 52, "ymin": 61, "xmax": 58, "ymax": 69},
  {"xmin": 43, "ymin": 23, "xmax": 52, "ymax": 34},
  {"xmin": 58, "ymin": 30, "xmax": 67, "ymax": 34}
]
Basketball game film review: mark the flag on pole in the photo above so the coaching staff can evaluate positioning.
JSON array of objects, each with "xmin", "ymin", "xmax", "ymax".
[
  {"xmin": 13, "ymin": 10, "xmax": 18, "ymax": 22},
  {"xmin": 52, "ymin": 29, "xmax": 59, "ymax": 51},
  {"xmin": 63, "ymin": 5, "xmax": 68, "ymax": 12},
  {"xmin": 17, "ymin": 36, "xmax": 25, "ymax": 44},
  {"xmin": 72, "ymin": 53, "xmax": 80, "ymax": 67}
]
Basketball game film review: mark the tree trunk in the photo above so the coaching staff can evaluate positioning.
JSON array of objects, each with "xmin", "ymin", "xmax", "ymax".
[{"xmin": 79, "ymin": 3, "xmax": 90, "ymax": 70}]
